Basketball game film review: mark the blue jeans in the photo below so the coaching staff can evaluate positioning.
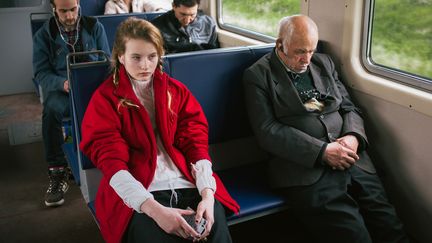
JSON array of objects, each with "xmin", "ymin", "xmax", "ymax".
[{"xmin": 42, "ymin": 91, "xmax": 70, "ymax": 168}]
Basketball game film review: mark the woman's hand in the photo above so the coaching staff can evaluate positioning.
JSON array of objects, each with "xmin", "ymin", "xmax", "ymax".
[
  {"xmin": 140, "ymin": 198, "xmax": 201, "ymax": 239},
  {"xmin": 195, "ymin": 188, "xmax": 215, "ymax": 241}
]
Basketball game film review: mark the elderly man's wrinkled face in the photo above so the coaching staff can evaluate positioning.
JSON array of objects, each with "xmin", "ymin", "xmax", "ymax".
[
  {"xmin": 53, "ymin": 0, "xmax": 80, "ymax": 30},
  {"xmin": 279, "ymin": 33, "xmax": 318, "ymax": 73},
  {"xmin": 173, "ymin": 4, "xmax": 198, "ymax": 27}
]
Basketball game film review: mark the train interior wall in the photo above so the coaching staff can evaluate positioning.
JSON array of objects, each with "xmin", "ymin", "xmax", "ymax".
[{"xmin": 307, "ymin": 0, "xmax": 432, "ymax": 242}]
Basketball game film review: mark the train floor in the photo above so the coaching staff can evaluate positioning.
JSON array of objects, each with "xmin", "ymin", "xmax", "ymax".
[
  {"xmin": 0, "ymin": 93, "xmax": 104, "ymax": 243},
  {"xmin": 0, "ymin": 93, "xmax": 300, "ymax": 243}
]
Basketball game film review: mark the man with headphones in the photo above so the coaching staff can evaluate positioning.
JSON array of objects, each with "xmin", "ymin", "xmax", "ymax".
[
  {"xmin": 32, "ymin": 0, "xmax": 110, "ymax": 207},
  {"xmin": 243, "ymin": 15, "xmax": 409, "ymax": 243}
]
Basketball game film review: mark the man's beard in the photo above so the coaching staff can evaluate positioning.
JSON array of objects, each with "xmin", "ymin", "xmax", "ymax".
[{"xmin": 61, "ymin": 19, "xmax": 77, "ymax": 31}]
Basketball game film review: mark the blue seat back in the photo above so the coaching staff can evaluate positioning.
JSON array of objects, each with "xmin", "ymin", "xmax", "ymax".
[
  {"xmin": 80, "ymin": 0, "xmax": 106, "ymax": 16},
  {"xmin": 30, "ymin": 13, "xmax": 51, "ymax": 36},
  {"xmin": 68, "ymin": 52, "xmax": 111, "ymax": 169},
  {"xmin": 96, "ymin": 12, "xmax": 165, "ymax": 50},
  {"xmin": 163, "ymin": 44, "xmax": 274, "ymax": 144}
]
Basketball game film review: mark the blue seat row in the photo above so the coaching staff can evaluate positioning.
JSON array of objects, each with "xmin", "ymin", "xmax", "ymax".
[{"xmin": 66, "ymin": 44, "xmax": 293, "ymax": 226}]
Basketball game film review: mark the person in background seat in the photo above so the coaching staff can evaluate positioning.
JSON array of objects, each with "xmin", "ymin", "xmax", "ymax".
[
  {"xmin": 104, "ymin": 0, "xmax": 172, "ymax": 14},
  {"xmin": 243, "ymin": 15, "xmax": 410, "ymax": 243},
  {"xmin": 32, "ymin": 0, "xmax": 110, "ymax": 207},
  {"xmin": 151, "ymin": 0, "xmax": 219, "ymax": 54},
  {"xmin": 80, "ymin": 17, "xmax": 238, "ymax": 243}
]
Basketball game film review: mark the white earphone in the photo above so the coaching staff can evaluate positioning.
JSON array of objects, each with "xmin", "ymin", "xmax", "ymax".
[{"xmin": 52, "ymin": 3, "xmax": 82, "ymax": 62}]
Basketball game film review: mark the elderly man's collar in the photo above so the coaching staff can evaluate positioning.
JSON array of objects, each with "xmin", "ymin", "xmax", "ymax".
[{"xmin": 274, "ymin": 48, "xmax": 309, "ymax": 79}]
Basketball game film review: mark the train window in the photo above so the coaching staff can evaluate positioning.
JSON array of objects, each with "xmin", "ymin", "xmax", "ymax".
[
  {"xmin": 0, "ymin": 0, "xmax": 42, "ymax": 8},
  {"xmin": 217, "ymin": 0, "xmax": 300, "ymax": 42},
  {"xmin": 364, "ymin": 0, "xmax": 432, "ymax": 89}
]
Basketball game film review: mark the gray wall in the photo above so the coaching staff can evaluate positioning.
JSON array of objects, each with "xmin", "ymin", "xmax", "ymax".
[{"xmin": 0, "ymin": 0, "xmax": 50, "ymax": 96}]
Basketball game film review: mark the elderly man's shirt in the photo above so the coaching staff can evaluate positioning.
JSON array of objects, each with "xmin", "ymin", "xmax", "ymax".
[{"xmin": 275, "ymin": 49, "xmax": 325, "ymax": 112}]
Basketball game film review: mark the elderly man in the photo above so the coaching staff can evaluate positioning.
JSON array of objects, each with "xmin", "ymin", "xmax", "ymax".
[
  {"xmin": 151, "ymin": 0, "xmax": 219, "ymax": 53},
  {"xmin": 32, "ymin": 0, "xmax": 110, "ymax": 207},
  {"xmin": 243, "ymin": 15, "xmax": 410, "ymax": 243}
]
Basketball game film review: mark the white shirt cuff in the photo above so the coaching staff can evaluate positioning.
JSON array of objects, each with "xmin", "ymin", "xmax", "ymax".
[
  {"xmin": 192, "ymin": 159, "xmax": 216, "ymax": 195},
  {"xmin": 109, "ymin": 170, "xmax": 153, "ymax": 213}
]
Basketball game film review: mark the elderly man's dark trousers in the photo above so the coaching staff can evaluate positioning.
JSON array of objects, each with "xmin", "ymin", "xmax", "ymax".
[
  {"xmin": 279, "ymin": 165, "xmax": 409, "ymax": 243},
  {"xmin": 42, "ymin": 91, "xmax": 70, "ymax": 168}
]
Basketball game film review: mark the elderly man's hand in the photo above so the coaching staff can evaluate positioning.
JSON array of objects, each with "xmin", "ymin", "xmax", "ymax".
[
  {"xmin": 337, "ymin": 134, "xmax": 359, "ymax": 153},
  {"xmin": 323, "ymin": 142, "xmax": 359, "ymax": 170}
]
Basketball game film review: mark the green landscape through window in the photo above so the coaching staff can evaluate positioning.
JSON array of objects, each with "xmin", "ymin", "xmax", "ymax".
[
  {"xmin": 221, "ymin": 0, "xmax": 300, "ymax": 37},
  {"xmin": 371, "ymin": 0, "xmax": 432, "ymax": 80},
  {"xmin": 221, "ymin": 0, "xmax": 431, "ymax": 81}
]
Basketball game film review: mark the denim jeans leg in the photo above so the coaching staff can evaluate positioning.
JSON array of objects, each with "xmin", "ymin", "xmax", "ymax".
[{"xmin": 42, "ymin": 91, "xmax": 70, "ymax": 168}]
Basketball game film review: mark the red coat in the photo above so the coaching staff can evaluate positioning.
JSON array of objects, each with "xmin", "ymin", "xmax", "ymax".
[{"xmin": 80, "ymin": 65, "xmax": 240, "ymax": 243}]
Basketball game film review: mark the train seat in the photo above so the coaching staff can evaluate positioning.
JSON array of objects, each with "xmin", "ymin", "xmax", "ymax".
[
  {"xmin": 80, "ymin": 0, "xmax": 106, "ymax": 16},
  {"xmin": 66, "ymin": 51, "xmax": 111, "ymax": 202},
  {"xmin": 96, "ymin": 12, "xmax": 164, "ymax": 50},
  {"xmin": 67, "ymin": 44, "xmax": 291, "ymax": 227},
  {"xmin": 163, "ymin": 44, "xmax": 284, "ymax": 224}
]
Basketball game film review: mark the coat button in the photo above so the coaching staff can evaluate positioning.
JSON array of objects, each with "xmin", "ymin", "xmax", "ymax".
[{"xmin": 319, "ymin": 114, "xmax": 324, "ymax": 119}]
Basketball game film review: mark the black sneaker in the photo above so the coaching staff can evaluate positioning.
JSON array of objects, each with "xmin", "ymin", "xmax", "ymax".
[{"xmin": 45, "ymin": 167, "xmax": 69, "ymax": 207}]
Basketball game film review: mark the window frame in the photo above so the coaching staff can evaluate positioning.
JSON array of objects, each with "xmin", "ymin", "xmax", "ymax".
[
  {"xmin": 0, "ymin": 0, "xmax": 44, "ymax": 13},
  {"xmin": 361, "ymin": 0, "xmax": 432, "ymax": 92},
  {"xmin": 0, "ymin": 0, "xmax": 43, "ymax": 9},
  {"xmin": 216, "ymin": 0, "xmax": 275, "ymax": 43}
]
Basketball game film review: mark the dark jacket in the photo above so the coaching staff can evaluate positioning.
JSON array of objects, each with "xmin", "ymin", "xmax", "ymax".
[
  {"xmin": 32, "ymin": 16, "xmax": 110, "ymax": 102},
  {"xmin": 243, "ymin": 49, "xmax": 376, "ymax": 188},
  {"xmin": 152, "ymin": 10, "xmax": 219, "ymax": 54}
]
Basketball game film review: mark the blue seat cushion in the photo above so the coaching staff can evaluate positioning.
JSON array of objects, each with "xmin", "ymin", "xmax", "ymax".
[
  {"xmin": 218, "ymin": 163, "xmax": 287, "ymax": 224},
  {"xmin": 87, "ymin": 163, "xmax": 286, "ymax": 225}
]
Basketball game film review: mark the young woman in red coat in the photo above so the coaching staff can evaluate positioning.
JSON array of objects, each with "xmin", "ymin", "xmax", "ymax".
[{"xmin": 80, "ymin": 17, "xmax": 239, "ymax": 243}]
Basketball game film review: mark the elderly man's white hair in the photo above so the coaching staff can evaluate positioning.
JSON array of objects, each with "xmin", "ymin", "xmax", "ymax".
[{"xmin": 277, "ymin": 15, "xmax": 318, "ymax": 45}]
